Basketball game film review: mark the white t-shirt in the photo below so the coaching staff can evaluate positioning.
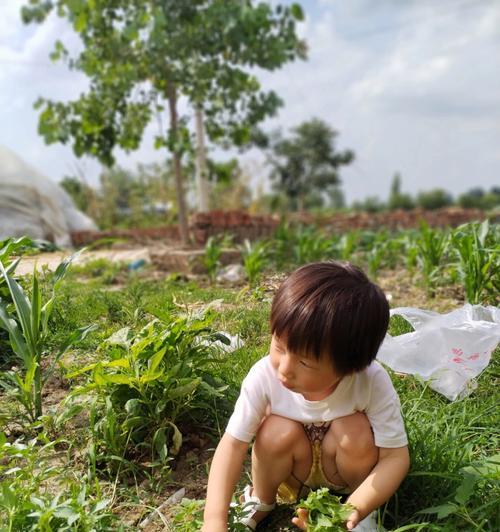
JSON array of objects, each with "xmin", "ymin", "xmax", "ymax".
[{"xmin": 226, "ymin": 356, "xmax": 408, "ymax": 449}]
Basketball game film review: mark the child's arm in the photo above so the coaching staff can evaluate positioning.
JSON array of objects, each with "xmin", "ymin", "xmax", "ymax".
[
  {"xmin": 202, "ymin": 432, "xmax": 250, "ymax": 532},
  {"xmin": 345, "ymin": 445, "xmax": 410, "ymax": 529}
]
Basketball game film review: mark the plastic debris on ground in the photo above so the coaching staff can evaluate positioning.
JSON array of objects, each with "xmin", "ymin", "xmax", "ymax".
[
  {"xmin": 377, "ymin": 304, "xmax": 500, "ymax": 401},
  {"xmin": 216, "ymin": 263, "xmax": 245, "ymax": 284}
]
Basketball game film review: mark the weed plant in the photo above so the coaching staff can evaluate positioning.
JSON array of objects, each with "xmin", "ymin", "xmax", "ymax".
[
  {"xmin": 64, "ymin": 311, "xmax": 234, "ymax": 478},
  {"xmin": 0, "ymin": 432, "xmax": 120, "ymax": 531}
]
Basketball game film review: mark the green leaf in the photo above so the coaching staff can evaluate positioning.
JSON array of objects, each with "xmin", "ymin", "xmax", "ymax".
[
  {"xmin": 148, "ymin": 346, "xmax": 167, "ymax": 374},
  {"xmin": 290, "ymin": 3, "xmax": 305, "ymax": 21},
  {"xmin": 153, "ymin": 427, "xmax": 168, "ymax": 461},
  {"xmin": 74, "ymin": 10, "xmax": 87, "ymax": 32},
  {"xmin": 0, "ymin": 303, "xmax": 30, "ymax": 364},
  {"xmin": 418, "ymin": 502, "xmax": 457, "ymax": 519},
  {"xmin": 454, "ymin": 471, "xmax": 477, "ymax": 505},
  {"xmin": 125, "ymin": 398, "xmax": 142, "ymax": 414},
  {"xmin": 168, "ymin": 378, "xmax": 201, "ymax": 399},
  {"xmin": 167, "ymin": 422, "xmax": 182, "ymax": 456}
]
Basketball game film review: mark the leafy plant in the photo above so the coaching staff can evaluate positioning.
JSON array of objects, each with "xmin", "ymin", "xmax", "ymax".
[
  {"xmin": 204, "ymin": 236, "xmax": 224, "ymax": 284},
  {"xmin": 168, "ymin": 496, "xmax": 248, "ymax": 532},
  {"xmin": 297, "ymin": 488, "xmax": 355, "ymax": 532},
  {"xmin": 367, "ymin": 242, "xmax": 386, "ymax": 279},
  {"xmin": 0, "ymin": 432, "xmax": 119, "ymax": 531},
  {"xmin": 170, "ymin": 498, "xmax": 205, "ymax": 531},
  {"xmin": 0, "ymin": 254, "xmax": 95, "ymax": 421},
  {"xmin": 203, "ymin": 234, "xmax": 232, "ymax": 284},
  {"xmin": 65, "ymin": 312, "xmax": 231, "ymax": 476},
  {"xmin": 292, "ymin": 226, "xmax": 332, "ymax": 265},
  {"xmin": 335, "ymin": 230, "xmax": 359, "ymax": 261},
  {"xmin": 450, "ymin": 220, "xmax": 499, "ymax": 304},
  {"xmin": 415, "ymin": 222, "xmax": 448, "ymax": 295},
  {"xmin": 418, "ymin": 454, "xmax": 500, "ymax": 530},
  {"xmin": 240, "ymin": 239, "xmax": 269, "ymax": 286},
  {"xmin": 272, "ymin": 221, "xmax": 294, "ymax": 269},
  {"xmin": 402, "ymin": 230, "xmax": 419, "ymax": 275}
]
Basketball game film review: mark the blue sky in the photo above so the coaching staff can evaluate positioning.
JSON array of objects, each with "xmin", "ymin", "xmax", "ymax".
[{"xmin": 0, "ymin": 0, "xmax": 499, "ymax": 203}]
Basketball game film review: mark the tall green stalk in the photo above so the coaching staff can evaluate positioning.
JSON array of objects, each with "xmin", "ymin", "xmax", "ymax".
[
  {"xmin": 415, "ymin": 222, "xmax": 448, "ymax": 296},
  {"xmin": 0, "ymin": 254, "xmax": 95, "ymax": 421},
  {"xmin": 451, "ymin": 220, "xmax": 499, "ymax": 304}
]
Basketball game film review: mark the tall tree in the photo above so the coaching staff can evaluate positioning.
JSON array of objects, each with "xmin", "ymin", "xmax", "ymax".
[
  {"xmin": 388, "ymin": 173, "xmax": 414, "ymax": 210},
  {"xmin": 22, "ymin": 0, "xmax": 306, "ymax": 242},
  {"xmin": 268, "ymin": 118, "xmax": 354, "ymax": 211}
]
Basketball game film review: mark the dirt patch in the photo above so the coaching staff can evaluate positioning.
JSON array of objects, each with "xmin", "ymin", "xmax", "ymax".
[
  {"xmin": 16, "ymin": 248, "xmax": 151, "ymax": 276},
  {"xmin": 377, "ymin": 269, "xmax": 464, "ymax": 312}
]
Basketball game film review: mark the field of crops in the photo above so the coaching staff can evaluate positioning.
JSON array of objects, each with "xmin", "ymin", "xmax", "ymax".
[{"xmin": 0, "ymin": 220, "xmax": 498, "ymax": 531}]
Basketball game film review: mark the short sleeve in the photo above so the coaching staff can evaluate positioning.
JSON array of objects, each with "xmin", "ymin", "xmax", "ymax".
[
  {"xmin": 365, "ymin": 365, "xmax": 408, "ymax": 448},
  {"xmin": 225, "ymin": 362, "xmax": 269, "ymax": 443}
]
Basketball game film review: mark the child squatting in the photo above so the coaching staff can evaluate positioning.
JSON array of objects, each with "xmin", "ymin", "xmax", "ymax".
[{"xmin": 202, "ymin": 261, "xmax": 410, "ymax": 531}]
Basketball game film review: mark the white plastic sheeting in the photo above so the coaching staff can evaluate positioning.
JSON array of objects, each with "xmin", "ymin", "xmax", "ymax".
[{"xmin": 0, "ymin": 145, "xmax": 97, "ymax": 247}]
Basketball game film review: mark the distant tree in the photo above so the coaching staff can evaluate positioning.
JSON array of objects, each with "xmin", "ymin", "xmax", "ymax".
[
  {"xmin": 352, "ymin": 196, "xmax": 385, "ymax": 213},
  {"xmin": 458, "ymin": 187, "xmax": 485, "ymax": 209},
  {"xmin": 482, "ymin": 188, "xmax": 500, "ymax": 210},
  {"xmin": 328, "ymin": 186, "xmax": 346, "ymax": 210},
  {"xmin": 458, "ymin": 187, "xmax": 500, "ymax": 210},
  {"xmin": 22, "ymin": 0, "xmax": 306, "ymax": 241},
  {"xmin": 206, "ymin": 158, "xmax": 252, "ymax": 210},
  {"xmin": 268, "ymin": 118, "xmax": 354, "ymax": 211},
  {"xmin": 388, "ymin": 173, "xmax": 414, "ymax": 210},
  {"xmin": 95, "ymin": 163, "xmax": 176, "ymax": 229},
  {"xmin": 60, "ymin": 176, "xmax": 91, "ymax": 212},
  {"xmin": 416, "ymin": 188, "xmax": 453, "ymax": 210}
]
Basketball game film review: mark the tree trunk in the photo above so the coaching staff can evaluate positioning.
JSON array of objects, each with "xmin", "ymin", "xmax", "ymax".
[
  {"xmin": 195, "ymin": 105, "xmax": 210, "ymax": 212},
  {"xmin": 167, "ymin": 82, "xmax": 189, "ymax": 244}
]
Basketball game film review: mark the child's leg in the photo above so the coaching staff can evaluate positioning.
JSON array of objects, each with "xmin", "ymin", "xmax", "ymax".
[
  {"xmin": 321, "ymin": 412, "xmax": 378, "ymax": 491},
  {"xmin": 251, "ymin": 414, "xmax": 312, "ymax": 504}
]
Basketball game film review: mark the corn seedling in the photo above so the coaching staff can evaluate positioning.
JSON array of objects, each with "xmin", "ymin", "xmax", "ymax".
[
  {"xmin": 451, "ymin": 221, "xmax": 499, "ymax": 304},
  {"xmin": 336, "ymin": 230, "xmax": 359, "ymax": 261},
  {"xmin": 415, "ymin": 222, "xmax": 448, "ymax": 295},
  {"xmin": 240, "ymin": 239, "xmax": 269, "ymax": 286},
  {"xmin": 292, "ymin": 226, "xmax": 333, "ymax": 264},
  {"xmin": 203, "ymin": 234, "xmax": 232, "ymax": 284},
  {"xmin": 0, "ymin": 254, "xmax": 95, "ymax": 421}
]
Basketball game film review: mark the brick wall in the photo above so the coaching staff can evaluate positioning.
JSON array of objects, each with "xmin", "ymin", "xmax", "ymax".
[{"xmin": 70, "ymin": 207, "xmax": 493, "ymax": 247}]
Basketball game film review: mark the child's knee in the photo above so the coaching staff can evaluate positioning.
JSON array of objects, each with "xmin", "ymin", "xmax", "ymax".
[
  {"xmin": 254, "ymin": 415, "xmax": 306, "ymax": 455},
  {"xmin": 330, "ymin": 412, "xmax": 377, "ymax": 458}
]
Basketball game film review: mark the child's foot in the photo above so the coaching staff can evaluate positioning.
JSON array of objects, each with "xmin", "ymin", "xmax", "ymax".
[{"xmin": 237, "ymin": 485, "xmax": 276, "ymax": 530}]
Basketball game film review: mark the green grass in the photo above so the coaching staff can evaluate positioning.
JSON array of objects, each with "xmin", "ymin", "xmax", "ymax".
[{"xmin": 1, "ymin": 258, "xmax": 498, "ymax": 531}]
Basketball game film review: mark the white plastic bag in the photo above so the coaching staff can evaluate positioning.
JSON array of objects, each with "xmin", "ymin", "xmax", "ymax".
[{"xmin": 377, "ymin": 304, "xmax": 500, "ymax": 401}]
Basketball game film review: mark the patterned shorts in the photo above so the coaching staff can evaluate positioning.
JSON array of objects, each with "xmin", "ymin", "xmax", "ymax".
[{"xmin": 277, "ymin": 421, "xmax": 351, "ymax": 503}]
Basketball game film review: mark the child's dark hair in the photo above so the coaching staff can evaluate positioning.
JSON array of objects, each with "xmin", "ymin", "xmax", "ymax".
[{"xmin": 270, "ymin": 261, "xmax": 389, "ymax": 375}]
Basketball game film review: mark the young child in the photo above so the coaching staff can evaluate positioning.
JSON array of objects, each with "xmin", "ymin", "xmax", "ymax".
[{"xmin": 202, "ymin": 261, "xmax": 410, "ymax": 531}]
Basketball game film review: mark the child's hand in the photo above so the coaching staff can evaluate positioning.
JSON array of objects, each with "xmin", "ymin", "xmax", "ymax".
[
  {"xmin": 346, "ymin": 508, "xmax": 361, "ymax": 530},
  {"xmin": 291, "ymin": 507, "xmax": 309, "ymax": 530}
]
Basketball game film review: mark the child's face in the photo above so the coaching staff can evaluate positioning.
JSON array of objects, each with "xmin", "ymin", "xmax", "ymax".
[{"xmin": 270, "ymin": 335, "xmax": 341, "ymax": 401}]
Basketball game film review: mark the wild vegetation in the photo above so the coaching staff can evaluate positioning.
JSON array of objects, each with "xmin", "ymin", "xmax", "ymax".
[{"xmin": 0, "ymin": 221, "xmax": 498, "ymax": 531}]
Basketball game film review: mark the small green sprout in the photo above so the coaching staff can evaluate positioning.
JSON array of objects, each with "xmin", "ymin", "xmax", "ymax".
[{"xmin": 297, "ymin": 488, "xmax": 355, "ymax": 532}]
